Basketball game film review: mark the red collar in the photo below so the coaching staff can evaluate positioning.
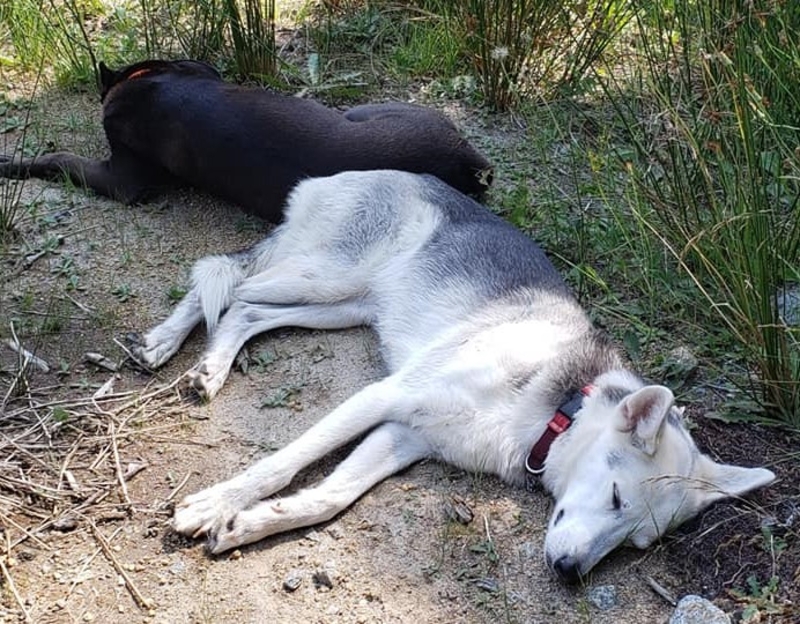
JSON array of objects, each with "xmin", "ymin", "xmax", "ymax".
[
  {"xmin": 125, "ymin": 68, "xmax": 152, "ymax": 81},
  {"xmin": 525, "ymin": 386, "xmax": 592, "ymax": 474}
]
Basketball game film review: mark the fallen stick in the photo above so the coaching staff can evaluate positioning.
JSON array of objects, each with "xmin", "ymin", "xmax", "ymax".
[
  {"xmin": 0, "ymin": 556, "xmax": 32, "ymax": 623},
  {"xmin": 88, "ymin": 519, "xmax": 154, "ymax": 610}
]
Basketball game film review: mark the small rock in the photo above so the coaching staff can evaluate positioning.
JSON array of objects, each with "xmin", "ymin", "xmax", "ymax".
[
  {"xmin": 669, "ymin": 595, "xmax": 730, "ymax": 624},
  {"xmin": 229, "ymin": 549, "xmax": 242, "ymax": 560},
  {"xmin": 517, "ymin": 541, "xmax": 538, "ymax": 559},
  {"xmin": 586, "ymin": 585, "xmax": 618, "ymax": 611},
  {"xmin": 313, "ymin": 569, "xmax": 334, "ymax": 590},
  {"xmin": 52, "ymin": 517, "xmax": 79, "ymax": 532},
  {"xmin": 474, "ymin": 577, "xmax": 499, "ymax": 593},
  {"xmin": 303, "ymin": 530, "xmax": 321, "ymax": 543},
  {"xmin": 777, "ymin": 283, "xmax": 800, "ymax": 325},
  {"xmin": 661, "ymin": 346, "xmax": 699, "ymax": 381},
  {"xmin": 283, "ymin": 571, "xmax": 303, "ymax": 592},
  {"xmin": 169, "ymin": 560, "xmax": 186, "ymax": 576},
  {"xmin": 443, "ymin": 495, "xmax": 474, "ymax": 525}
]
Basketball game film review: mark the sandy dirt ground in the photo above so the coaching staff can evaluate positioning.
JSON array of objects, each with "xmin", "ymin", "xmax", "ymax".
[{"xmin": 0, "ymin": 89, "xmax": 731, "ymax": 624}]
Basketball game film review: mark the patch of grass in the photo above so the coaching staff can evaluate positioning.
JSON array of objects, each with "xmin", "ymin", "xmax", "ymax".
[
  {"xmin": 166, "ymin": 285, "xmax": 188, "ymax": 304},
  {"xmin": 1, "ymin": 0, "xmax": 277, "ymax": 88},
  {"xmin": 433, "ymin": 0, "xmax": 634, "ymax": 110},
  {"xmin": 0, "ymin": 87, "xmax": 41, "ymax": 241},
  {"xmin": 385, "ymin": 8, "xmax": 463, "ymax": 80},
  {"xmin": 602, "ymin": 0, "xmax": 800, "ymax": 424},
  {"xmin": 260, "ymin": 383, "xmax": 303, "ymax": 409},
  {"xmin": 112, "ymin": 283, "xmax": 135, "ymax": 303}
]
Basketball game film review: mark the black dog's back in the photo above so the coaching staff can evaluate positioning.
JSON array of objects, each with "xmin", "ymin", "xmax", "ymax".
[
  {"xmin": 102, "ymin": 62, "xmax": 492, "ymax": 220},
  {"xmin": 0, "ymin": 59, "xmax": 492, "ymax": 223}
]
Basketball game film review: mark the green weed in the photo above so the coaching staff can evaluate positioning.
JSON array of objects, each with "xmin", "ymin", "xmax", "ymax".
[
  {"xmin": 1, "ymin": 0, "xmax": 277, "ymax": 87},
  {"xmin": 166, "ymin": 285, "xmax": 188, "ymax": 304},
  {"xmin": 112, "ymin": 283, "xmax": 135, "ymax": 302},
  {"xmin": 603, "ymin": 0, "xmax": 800, "ymax": 424},
  {"xmin": 260, "ymin": 383, "xmax": 303, "ymax": 409},
  {"xmin": 434, "ymin": 0, "xmax": 634, "ymax": 111}
]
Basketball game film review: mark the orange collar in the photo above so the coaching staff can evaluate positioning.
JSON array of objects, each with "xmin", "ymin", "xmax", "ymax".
[{"xmin": 125, "ymin": 68, "xmax": 152, "ymax": 81}]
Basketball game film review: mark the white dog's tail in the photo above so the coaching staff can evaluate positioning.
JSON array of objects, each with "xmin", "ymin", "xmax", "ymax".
[{"xmin": 191, "ymin": 254, "xmax": 246, "ymax": 334}]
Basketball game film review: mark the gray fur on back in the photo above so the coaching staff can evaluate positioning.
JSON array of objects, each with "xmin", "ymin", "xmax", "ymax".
[{"xmin": 417, "ymin": 174, "xmax": 572, "ymax": 302}]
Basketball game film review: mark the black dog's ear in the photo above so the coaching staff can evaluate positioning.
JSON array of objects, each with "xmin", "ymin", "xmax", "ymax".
[{"xmin": 99, "ymin": 62, "xmax": 116, "ymax": 92}]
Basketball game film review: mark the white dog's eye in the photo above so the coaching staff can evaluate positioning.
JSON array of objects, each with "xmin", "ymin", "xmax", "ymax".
[{"xmin": 612, "ymin": 482, "xmax": 621, "ymax": 511}]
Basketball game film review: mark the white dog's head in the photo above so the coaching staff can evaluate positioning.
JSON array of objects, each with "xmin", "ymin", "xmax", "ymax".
[{"xmin": 541, "ymin": 371, "xmax": 775, "ymax": 583}]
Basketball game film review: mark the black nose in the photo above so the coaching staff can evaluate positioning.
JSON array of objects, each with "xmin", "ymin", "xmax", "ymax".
[{"xmin": 553, "ymin": 555, "xmax": 582, "ymax": 584}]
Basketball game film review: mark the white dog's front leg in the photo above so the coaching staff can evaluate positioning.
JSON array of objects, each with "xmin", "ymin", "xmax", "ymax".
[
  {"xmin": 173, "ymin": 377, "xmax": 406, "ymax": 540},
  {"xmin": 207, "ymin": 422, "xmax": 430, "ymax": 553},
  {"xmin": 129, "ymin": 289, "xmax": 203, "ymax": 368}
]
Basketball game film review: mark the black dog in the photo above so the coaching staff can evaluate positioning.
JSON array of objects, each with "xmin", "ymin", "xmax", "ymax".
[{"xmin": 0, "ymin": 60, "xmax": 492, "ymax": 222}]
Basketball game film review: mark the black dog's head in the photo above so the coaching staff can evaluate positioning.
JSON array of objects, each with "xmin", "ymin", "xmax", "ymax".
[{"xmin": 98, "ymin": 59, "xmax": 222, "ymax": 102}]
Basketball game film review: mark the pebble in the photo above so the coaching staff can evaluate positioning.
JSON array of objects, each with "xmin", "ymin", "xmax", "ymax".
[
  {"xmin": 313, "ymin": 569, "xmax": 334, "ymax": 590},
  {"xmin": 283, "ymin": 571, "xmax": 303, "ymax": 592},
  {"xmin": 52, "ymin": 516, "xmax": 79, "ymax": 532},
  {"xmin": 474, "ymin": 577, "xmax": 499, "ymax": 593},
  {"xmin": 516, "ymin": 541, "xmax": 538, "ymax": 559},
  {"xmin": 662, "ymin": 346, "xmax": 699, "ymax": 380},
  {"xmin": 443, "ymin": 495, "xmax": 474, "ymax": 525},
  {"xmin": 669, "ymin": 595, "xmax": 731, "ymax": 624},
  {"xmin": 586, "ymin": 585, "xmax": 618, "ymax": 611}
]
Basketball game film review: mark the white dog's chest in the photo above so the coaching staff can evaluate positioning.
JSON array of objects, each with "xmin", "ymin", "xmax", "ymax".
[{"xmin": 400, "ymin": 320, "xmax": 569, "ymax": 479}]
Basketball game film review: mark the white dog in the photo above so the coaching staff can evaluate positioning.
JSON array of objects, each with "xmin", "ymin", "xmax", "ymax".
[{"xmin": 130, "ymin": 170, "xmax": 774, "ymax": 581}]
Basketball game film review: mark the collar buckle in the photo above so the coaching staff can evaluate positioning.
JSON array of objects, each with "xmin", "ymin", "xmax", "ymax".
[{"xmin": 525, "ymin": 386, "xmax": 592, "ymax": 475}]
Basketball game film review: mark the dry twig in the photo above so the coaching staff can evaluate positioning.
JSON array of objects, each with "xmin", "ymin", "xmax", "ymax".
[
  {"xmin": 87, "ymin": 518, "xmax": 154, "ymax": 610},
  {"xmin": 0, "ymin": 556, "xmax": 32, "ymax": 623},
  {"xmin": 0, "ymin": 374, "xmax": 188, "ymax": 555}
]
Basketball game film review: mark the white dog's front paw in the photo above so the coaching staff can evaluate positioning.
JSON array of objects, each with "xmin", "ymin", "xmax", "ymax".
[
  {"xmin": 172, "ymin": 483, "xmax": 243, "ymax": 540},
  {"xmin": 186, "ymin": 360, "xmax": 229, "ymax": 400},
  {"xmin": 126, "ymin": 331, "xmax": 179, "ymax": 369}
]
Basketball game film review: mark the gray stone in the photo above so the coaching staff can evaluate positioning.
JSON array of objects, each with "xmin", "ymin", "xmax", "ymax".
[
  {"xmin": 313, "ymin": 569, "xmax": 334, "ymax": 590},
  {"xmin": 474, "ymin": 577, "xmax": 499, "ymax": 593},
  {"xmin": 282, "ymin": 570, "xmax": 303, "ymax": 592},
  {"xmin": 586, "ymin": 585, "xmax": 617, "ymax": 611},
  {"xmin": 777, "ymin": 283, "xmax": 800, "ymax": 325},
  {"xmin": 662, "ymin": 346, "xmax": 699, "ymax": 380},
  {"xmin": 669, "ymin": 595, "xmax": 730, "ymax": 624}
]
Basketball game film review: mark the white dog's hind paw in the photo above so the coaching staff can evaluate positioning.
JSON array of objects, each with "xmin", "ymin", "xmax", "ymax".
[
  {"xmin": 186, "ymin": 361, "xmax": 228, "ymax": 401},
  {"xmin": 206, "ymin": 514, "xmax": 247, "ymax": 554},
  {"xmin": 126, "ymin": 331, "xmax": 178, "ymax": 369},
  {"xmin": 205, "ymin": 503, "xmax": 279, "ymax": 554}
]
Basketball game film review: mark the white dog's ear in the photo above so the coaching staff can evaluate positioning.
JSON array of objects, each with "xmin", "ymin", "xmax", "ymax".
[
  {"xmin": 691, "ymin": 456, "xmax": 776, "ymax": 508},
  {"xmin": 617, "ymin": 385, "xmax": 674, "ymax": 455}
]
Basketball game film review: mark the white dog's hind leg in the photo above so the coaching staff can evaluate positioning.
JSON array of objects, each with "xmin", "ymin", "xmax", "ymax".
[
  {"xmin": 188, "ymin": 299, "xmax": 374, "ymax": 399},
  {"xmin": 206, "ymin": 422, "xmax": 430, "ymax": 553},
  {"xmin": 129, "ymin": 289, "xmax": 203, "ymax": 368},
  {"xmin": 173, "ymin": 376, "xmax": 407, "ymax": 539}
]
